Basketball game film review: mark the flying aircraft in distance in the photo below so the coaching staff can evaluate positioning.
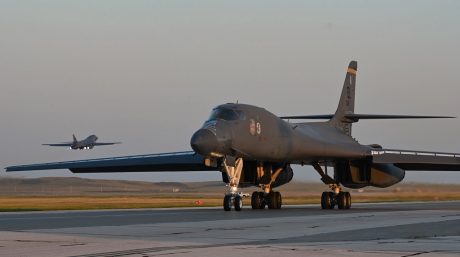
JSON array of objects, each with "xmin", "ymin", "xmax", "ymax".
[
  {"xmin": 42, "ymin": 134, "xmax": 121, "ymax": 150},
  {"xmin": 7, "ymin": 61, "xmax": 460, "ymax": 211}
]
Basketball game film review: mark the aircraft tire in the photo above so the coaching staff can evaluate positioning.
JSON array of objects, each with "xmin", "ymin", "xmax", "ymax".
[
  {"xmin": 321, "ymin": 192, "xmax": 328, "ymax": 209},
  {"xmin": 267, "ymin": 192, "xmax": 277, "ymax": 209},
  {"xmin": 275, "ymin": 192, "xmax": 282, "ymax": 209},
  {"xmin": 345, "ymin": 192, "xmax": 351, "ymax": 209},
  {"xmin": 258, "ymin": 192, "xmax": 266, "ymax": 209},
  {"xmin": 321, "ymin": 192, "xmax": 335, "ymax": 209},
  {"xmin": 267, "ymin": 191, "xmax": 281, "ymax": 210},
  {"xmin": 337, "ymin": 192, "xmax": 346, "ymax": 209},
  {"xmin": 251, "ymin": 192, "xmax": 259, "ymax": 209},
  {"xmin": 234, "ymin": 195, "xmax": 243, "ymax": 211},
  {"xmin": 223, "ymin": 195, "xmax": 232, "ymax": 211},
  {"xmin": 328, "ymin": 192, "xmax": 336, "ymax": 209},
  {"xmin": 251, "ymin": 192, "xmax": 265, "ymax": 209}
]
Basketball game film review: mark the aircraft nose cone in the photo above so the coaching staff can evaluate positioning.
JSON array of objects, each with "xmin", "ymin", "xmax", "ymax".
[{"xmin": 190, "ymin": 129, "xmax": 218, "ymax": 156}]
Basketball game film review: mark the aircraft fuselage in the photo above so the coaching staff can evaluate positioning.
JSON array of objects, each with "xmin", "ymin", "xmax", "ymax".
[
  {"xmin": 72, "ymin": 135, "xmax": 98, "ymax": 150},
  {"xmin": 191, "ymin": 103, "xmax": 371, "ymax": 163}
]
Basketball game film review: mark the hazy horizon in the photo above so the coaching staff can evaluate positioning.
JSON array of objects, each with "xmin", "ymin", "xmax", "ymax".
[{"xmin": 1, "ymin": 1, "xmax": 460, "ymax": 184}]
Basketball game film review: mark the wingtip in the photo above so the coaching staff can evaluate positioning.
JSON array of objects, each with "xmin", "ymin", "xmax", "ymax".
[
  {"xmin": 434, "ymin": 115, "xmax": 456, "ymax": 118},
  {"xmin": 348, "ymin": 60, "xmax": 357, "ymax": 70},
  {"xmin": 5, "ymin": 166, "xmax": 16, "ymax": 172}
]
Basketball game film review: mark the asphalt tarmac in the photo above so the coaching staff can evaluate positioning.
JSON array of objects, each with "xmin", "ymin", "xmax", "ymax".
[{"xmin": 1, "ymin": 201, "xmax": 459, "ymax": 257}]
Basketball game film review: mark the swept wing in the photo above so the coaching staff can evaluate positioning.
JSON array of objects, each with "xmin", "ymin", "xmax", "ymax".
[
  {"xmin": 93, "ymin": 142, "xmax": 122, "ymax": 146},
  {"xmin": 5, "ymin": 151, "xmax": 217, "ymax": 173}
]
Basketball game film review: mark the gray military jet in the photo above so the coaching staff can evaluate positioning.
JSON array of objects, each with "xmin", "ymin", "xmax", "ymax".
[
  {"xmin": 7, "ymin": 61, "xmax": 460, "ymax": 211},
  {"xmin": 42, "ymin": 134, "xmax": 121, "ymax": 150}
]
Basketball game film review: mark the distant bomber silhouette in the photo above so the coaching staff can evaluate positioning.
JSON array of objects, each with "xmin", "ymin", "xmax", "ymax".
[{"xmin": 42, "ymin": 134, "xmax": 120, "ymax": 150}]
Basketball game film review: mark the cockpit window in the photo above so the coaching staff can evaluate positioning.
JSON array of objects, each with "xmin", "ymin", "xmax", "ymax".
[{"xmin": 208, "ymin": 108, "xmax": 243, "ymax": 121}]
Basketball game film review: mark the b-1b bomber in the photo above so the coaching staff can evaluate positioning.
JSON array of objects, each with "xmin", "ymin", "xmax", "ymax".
[{"xmin": 7, "ymin": 61, "xmax": 460, "ymax": 211}]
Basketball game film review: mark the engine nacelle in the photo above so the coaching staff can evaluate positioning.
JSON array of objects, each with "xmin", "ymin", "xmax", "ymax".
[
  {"xmin": 271, "ymin": 163, "xmax": 294, "ymax": 188},
  {"xmin": 335, "ymin": 160, "xmax": 405, "ymax": 188},
  {"xmin": 221, "ymin": 161, "xmax": 293, "ymax": 188}
]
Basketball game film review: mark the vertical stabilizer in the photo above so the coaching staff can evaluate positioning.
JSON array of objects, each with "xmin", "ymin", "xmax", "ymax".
[
  {"xmin": 72, "ymin": 134, "xmax": 77, "ymax": 144},
  {"xmin": 329, "ymin": 61, "xmax": 357, "ymax": 135}
]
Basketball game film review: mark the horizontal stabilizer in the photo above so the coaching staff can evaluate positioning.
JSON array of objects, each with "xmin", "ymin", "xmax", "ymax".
[
  {"xmin": 279, "ymin": 114, "xmax": 334, "ymax": 120},
  {"xmin": 372, "ymin": 148, "xmax": 460, "ymax": 171},
  {"xmin": 345, "ymin": 114, "xmax": 455, "ymax": 121},
  {"xmin": 280, "ymin": 114, "xmax": 455, "ymax": 122}
]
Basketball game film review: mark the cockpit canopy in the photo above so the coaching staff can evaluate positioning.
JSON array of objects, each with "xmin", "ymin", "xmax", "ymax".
[{"xmin": 208, "ymin": 108, "xmax": 245, "ymax": 121}]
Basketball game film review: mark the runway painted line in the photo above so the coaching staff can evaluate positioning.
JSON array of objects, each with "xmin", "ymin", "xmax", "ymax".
[{"xmin": 0, "ymin": 201, "xmax": 459, "ymax": 257}]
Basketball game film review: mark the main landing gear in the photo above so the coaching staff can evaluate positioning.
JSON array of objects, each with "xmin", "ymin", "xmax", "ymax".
[
  {"xmin": 251, "ymin": 163, "xmax": 284, "ymax": 210},
  {"xmin": 320, "ymin": 190, "xmax": 351, "ymax": 209},
  {"xmin": 251, "ymin": 191, "xmax": 282, "ymax": 209},
  {"xmin": 313, "ymin": 162, "xmax": 352, "ymax": 210}
]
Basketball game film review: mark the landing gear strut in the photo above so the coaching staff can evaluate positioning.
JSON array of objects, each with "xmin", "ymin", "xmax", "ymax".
[
  {"xmin": 250, "ymin": 163, "xmax": 283, "ymax": 210},
  {"xmin": 313, "ymin": 162, "xmax": 352, "ymax": 210},
  {"xmin": 222, "ymin": 157, "xmax": 245, "ymax": 211}
]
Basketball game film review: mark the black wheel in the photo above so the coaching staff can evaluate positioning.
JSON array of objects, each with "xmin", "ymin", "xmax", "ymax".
[
  {"xmin": 257, "ymin": 192, "xmax": 266, "ymax": 209},
  {"xmin": 251, "ymin": 192, "xmax": 265, "ymax": 209},
  {"xmin": 345, "ymin": 192, "xmax": 351, "ymax": 209},
  {"xmin": 337, "ymin": 192, "xmax": 346, "ymax": 209},
  {"xmin": 251, "ymin": 192, "xmax": 260, "ymax": 209},
  {"xmin": 267, "ymin": 191, "xmax": 281, "ymax": 210},
  {"xmin": 321, "ymin": 192, "xmax": 329, "ymax": 209},
  {"xmin": 321, "ymin": 192, "xmax": 335, "ymax": 209},
  {"xmin": 275, "ymin": 191, "xmax": 282, "ymax": 209},
  {"xmin": 267, "ymin": 192, "xmax": 277, "ymax": 209},
  {"xmin": 223, "ymin": 195, "xmax": 232, "ymax": 211},
  {"xmin": 234, "ymin": 195, "xmax": 243, "ymax": 211},
  {"xmin": 328, "ymin": 192, "xmax": 336, "ymax": 209}
]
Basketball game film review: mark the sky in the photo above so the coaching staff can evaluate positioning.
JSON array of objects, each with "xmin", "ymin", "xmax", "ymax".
[{"xmin": 1, "ymin": 0, "xmax": 460, "ymax": 184}]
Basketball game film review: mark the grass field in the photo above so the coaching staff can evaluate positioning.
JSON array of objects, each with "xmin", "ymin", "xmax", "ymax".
[
  {"xmin": 1, "ymin": 177, "xmax": 459, "ymax": 211},
  {"xmin": 1, "ymin": 192, "xmax": 460, "ymax": 212}
]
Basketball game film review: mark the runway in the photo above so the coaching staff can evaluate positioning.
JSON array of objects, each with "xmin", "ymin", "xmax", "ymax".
[{"xmin": 1, "ymin": 201, "xmax": 460, "ymax": 257}]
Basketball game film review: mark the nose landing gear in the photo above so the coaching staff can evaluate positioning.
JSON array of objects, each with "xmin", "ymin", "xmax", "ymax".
[
  {"xmin": 223, "ymin": 194, "xmax": 244, "ymax": 211},
  {"xmin": 221, "ymin": 157, "xmax": 245, "ymax": 211}
]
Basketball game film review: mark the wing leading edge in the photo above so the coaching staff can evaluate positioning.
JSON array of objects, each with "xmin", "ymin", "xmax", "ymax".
[
  {"xmin": 372, "ymin": 149, "xmax": 460, "ymax": 171},
  {"xmin": 5, "ymin": 151, "xmax": 217, "ymax": 173}
]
